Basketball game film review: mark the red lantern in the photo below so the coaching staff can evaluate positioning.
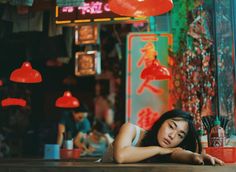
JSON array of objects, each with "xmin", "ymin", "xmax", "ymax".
[
  {"xmin": 10, "ymin": 62, "xmax": 42, "ymax": 83},
  {"xmin": 141, "ymin": 60, "xmax": 171, "ymax": 80},
  {"xmin": 137, "ymin": 60, "xmax": 171, "ymax": 94},
  {"xmin": 1, "ymin": 98, "xmax": 27, "ymax": 107},
  {"xmin": 108, "ymin": 0, "xmax": 173, "ymax": 17},
  {"xmin": 55, "ymin": 91, "xmax": 80, "ymax": 108}
]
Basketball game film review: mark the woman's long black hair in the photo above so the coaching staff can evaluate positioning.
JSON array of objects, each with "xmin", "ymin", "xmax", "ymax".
[{"xmin": 141, "ymin": 109, "xmax": 201, "ymax": 162}]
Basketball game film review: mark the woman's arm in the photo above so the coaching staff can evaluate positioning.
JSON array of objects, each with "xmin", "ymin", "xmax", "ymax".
[
  {"xmin": 113, "ymin": 123, "xmax": 177, "ymax": 163},
  {"xmin": 74, "ymin": 132, "xmax": 86, "ymax": 149},
  {"xmin": 170, "ymin": 149, "xmax": 224, "ymax": 165},
  {"xmin": 57, "ymin": 124, "xmax": 65, "ymax": 146}
]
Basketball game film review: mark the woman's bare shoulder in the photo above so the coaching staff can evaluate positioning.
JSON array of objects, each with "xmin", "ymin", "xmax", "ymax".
[
  {"xmin": 118, "ymin": 123, "xmax": 146, "ymax": 140},
  {"xmin": 121, "ymin": 122, "xmax": 136, "ymax": 128},
  {"xmin": 122, "ymin": 123, "xmax": 145, "ymax": 132},
  {"xmin": 116, "ymin": 122, "xmax": 137, "ymax": 139},
  {"xmin": 112, "ymin": 123, "xmax": 136, "ymax": 153}
]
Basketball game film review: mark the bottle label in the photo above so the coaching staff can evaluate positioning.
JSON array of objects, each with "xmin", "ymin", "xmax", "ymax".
[{"xmin": 210, "ymin": 137, "xmax": 225, "ymax": 147}]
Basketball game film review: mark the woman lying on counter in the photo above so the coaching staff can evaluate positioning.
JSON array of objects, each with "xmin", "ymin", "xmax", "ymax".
[{"xmin": 101, "ymin": 109, "xmax": 224, "ymax": 165}]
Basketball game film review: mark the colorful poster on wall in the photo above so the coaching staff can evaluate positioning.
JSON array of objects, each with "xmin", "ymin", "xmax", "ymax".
[{"xmin": 126, "ymin": 32, "xmax": 173, "ymax": 130}]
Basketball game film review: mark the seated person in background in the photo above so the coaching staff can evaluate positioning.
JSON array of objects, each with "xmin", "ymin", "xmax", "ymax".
[
  {"xmin": 101, "ymin": 109, "xmax": 224, "ymax": 165},
  {"xmin": 57, "ymin": 103, "xmax": 91, "ymax": 149},
  {"xmin": 83, "ymin": 119, "xmax": 113, "ymax": 156}
]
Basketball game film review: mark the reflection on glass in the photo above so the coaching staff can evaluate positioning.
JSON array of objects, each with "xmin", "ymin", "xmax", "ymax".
[{"xmin": 215, "ymin": 0, "xmax": 235, "ymax": 135}]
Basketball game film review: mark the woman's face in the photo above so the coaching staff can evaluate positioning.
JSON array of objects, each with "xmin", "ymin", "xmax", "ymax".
[
  {"xmin": 73, "ymin": 112, "xmax": 86, "ymax": 122},
  {"xmin": 157, "ymin": 118, "xmax": 188, "ymax": 148}
]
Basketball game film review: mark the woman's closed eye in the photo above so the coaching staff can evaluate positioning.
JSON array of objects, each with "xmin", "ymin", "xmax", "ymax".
[
  {"xmin": 169, "ymin": 121, "xmax": 177, "ymax": 130},
  {"xmin": 178, "ymin": 133, "xmax": 184, "ymax": 139},
  {"xmin": 169, "ymin": 124, "xmax": 175, "ymax": 129}
]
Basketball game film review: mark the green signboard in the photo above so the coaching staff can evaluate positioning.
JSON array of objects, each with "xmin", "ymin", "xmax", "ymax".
[{"xmin": 126, "ymin": 32, "xmax": 173, "ymax": 129}]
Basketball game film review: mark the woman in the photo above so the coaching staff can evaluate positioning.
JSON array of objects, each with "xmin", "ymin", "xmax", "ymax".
[
  {"xmin": 57, "ymin": 104, "xmax": 91, "ymax": 148},
  {"xmin": 101, "ymin": 109, "xmax": 224, "ymax": 165}
]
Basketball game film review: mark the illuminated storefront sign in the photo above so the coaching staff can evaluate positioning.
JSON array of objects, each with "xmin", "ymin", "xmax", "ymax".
[
  {"xmin": 55, "ymin": 0, "xmax": 146, "ymax": 24},
  {"xmin": 78, "ymin": 1, "xmax": 110, "ymax": 15},
  {"xmin": 126, "ymin": 32, "xmax": 173, "ymax": 130}
]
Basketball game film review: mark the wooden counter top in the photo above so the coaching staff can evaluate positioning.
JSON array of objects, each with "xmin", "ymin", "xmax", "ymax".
[{"xmin": 0, "ymin": 158, "xmax": 235, "ymax": 172}]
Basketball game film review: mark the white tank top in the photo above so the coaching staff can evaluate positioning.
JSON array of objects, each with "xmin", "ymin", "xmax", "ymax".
[
  {"xmin": 131, "ymin": 125, "xmax": 141, "ymax": 146},
  {"xmin": 101, "ymin": 125, "xmax": 141, "ymax": 162}
]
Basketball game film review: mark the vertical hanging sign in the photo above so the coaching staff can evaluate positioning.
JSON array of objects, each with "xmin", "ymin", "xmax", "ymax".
[{"xmin": 126, "ymin": 32, "xmax": 173, "ymax": 130}]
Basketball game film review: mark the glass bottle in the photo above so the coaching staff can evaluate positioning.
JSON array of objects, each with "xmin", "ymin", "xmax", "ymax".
[{"xmin": 209, "ymin": 116, "xmax": 225, "ymax": 147}]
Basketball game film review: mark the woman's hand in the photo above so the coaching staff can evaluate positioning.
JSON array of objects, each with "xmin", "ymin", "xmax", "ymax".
[
  {"xmin": 159, "ymin": 147, "xmax": 183, "ymax": 155},
  {"xmin": 170, "ymin": 148, "xmax": 224, "ymax": 165},
  {"xmin": 192, "ymin": 153, "xmax": 224, "ymax": 165},
  {"xmin": 87, "ymin": 146, "xmax": 96, "ymax": 153}
]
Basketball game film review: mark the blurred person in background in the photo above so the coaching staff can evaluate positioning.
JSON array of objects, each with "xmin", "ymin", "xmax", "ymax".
[
  {"xmin": 57, "ymin": 103, "xmax": 91, "ymax": 149},
  {"xmin": 83, "ymin": 119, "xmax": 113, "ymax": 156}
]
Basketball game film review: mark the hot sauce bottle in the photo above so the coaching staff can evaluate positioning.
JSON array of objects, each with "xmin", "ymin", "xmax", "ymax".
[{"xmin": 209, "ymin": 116, "xmax": 225, "ymax": 147}]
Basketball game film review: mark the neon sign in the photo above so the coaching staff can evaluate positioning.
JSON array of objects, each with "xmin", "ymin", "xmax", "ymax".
[
  {"xmin": 78, "ymin": 2, "xmax": 110, "ymax": 15},
  {"xmin": 56, "ymin": 0, "xmax": 146, "ymax": 24},
  {"xmin": 136, "ymin": 42, "xmax": 171, "ymax": 95},
  {"xmin": 137, "ymin": 107, "xmax": 160, "ymax": 130},
  {"xmin": 126, "ymin": 33, "xmax": 173, "ymax": 129},
  {"xmin": 62, "ymin": 7, "xmax": 74, "ymax": 13}
]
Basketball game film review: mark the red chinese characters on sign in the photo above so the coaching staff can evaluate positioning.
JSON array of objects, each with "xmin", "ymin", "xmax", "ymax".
[
  {"xmin": 126, "ymin": 33, "xmax": 172, "ymax": 127},
  {"xmin": 137, "ymin": 42, "xmax": 157, "ymax": 68},
  {"xmin": 136, "ymin": 42, "xmax": 171, "ymax": 95},
  {"xmin": 137, "ymin": 107, "xmax": 160, "ymax": 130}
]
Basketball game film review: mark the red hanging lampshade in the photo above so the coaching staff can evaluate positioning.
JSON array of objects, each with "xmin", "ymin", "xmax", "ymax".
[
  {"xmin": 141, "ymin": 60, "xmax": 171, "ymax": 80},
  {"xmin": 10, "ymin": 62, "xmax": 42, "ymax": 83},
  {"xmin": 108, "ymin": 0, "xmax": 173, "ymax": 17},
  {"xmin": 55, "ymin": 91, "xmax": 80, "ymax": 108},
  {"xmin": 1, "ymin": 98, "xmax": 27, "ymax": 107}
]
